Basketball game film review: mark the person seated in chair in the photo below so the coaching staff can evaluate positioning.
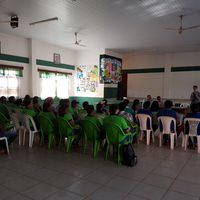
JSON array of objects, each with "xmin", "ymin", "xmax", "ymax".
[
  {"xmin": 137, "ymin": 101, "xmax": 152, "ymax": 116},
  {"xmin": 185, "ymin": 103, "xmax": 200, "ymax": 148},
  {"xmin": 22, "ymin": 98, "xmax": 37, "ymax": 118},
  {"xmin": 79, "ymin": 101, "xmax": 89, "ymax": 120},
  {"xmin": 103, "ymin": 104, "xmax": 133, "ymax": 144},
  {"xmin": 118, "ymin": 102, "xmax": 133, "ymax": 123},
  {"xmin": 95, "ymin": 103, "xmax": 106, "ymax": 125},
  {"xmin": 0, "ymin": 124, "xmax": 17, "ymax": 154}
]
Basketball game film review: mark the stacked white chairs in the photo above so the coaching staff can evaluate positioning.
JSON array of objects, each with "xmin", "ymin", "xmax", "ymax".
[
  {"xmin": 158, "ymin": 116, "xmax": 177, "ymax": 150},
  {"xmin": 22, "ymin": 114, "xmax": 39, "ymax": 148},
  {"xmin": 135, "ymin": 114, "xmax": 154, "ymax": 145},
  {"xmin": 184, "ymin": 118, "xmax": 200, "ymax": 153},
  {"xmin": 180, "ymin": 103, "xmax": 190, "ymax": 108}
]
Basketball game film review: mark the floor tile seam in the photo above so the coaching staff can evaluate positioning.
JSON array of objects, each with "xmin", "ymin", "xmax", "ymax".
[{"xmin": 169, "ymin": 188, "xmax": 200, "ymax": 199}]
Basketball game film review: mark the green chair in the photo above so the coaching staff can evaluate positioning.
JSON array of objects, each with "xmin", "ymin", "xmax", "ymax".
[
  {"xmin": 125, "ymin": 119, "xmax": 140, "ymax": 141},
  {"xmin": 57, "ymin": 117, "xmax": 77, "ymax": 153},
  {"xmin": 81, "ymin": 119, "xmax": 101, "ymax": 158},
  {"xmin": 0, "ymin": 111, "xmax": 14, "ymax": 131},
  {"xmin": 0, "ymin": 104, "xmax": 9, "ymax": 119},
  {"xmin": 38, "ymin": 113, "xmax": 56, "ymax": 149},
  {"xmin": 103, "ymin": 122, "xmax": 132, "ymax": 165}
]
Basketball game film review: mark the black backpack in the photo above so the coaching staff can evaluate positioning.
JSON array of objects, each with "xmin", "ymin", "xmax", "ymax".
[{"xmin": 122, "ymin": 144, "xmax": 137, "ymax": 167}]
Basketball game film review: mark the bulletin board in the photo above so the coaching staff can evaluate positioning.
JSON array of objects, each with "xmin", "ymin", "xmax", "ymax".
[
  {"xmin": 99, "ymin": 54, "xmax": 122, "ymax": 84},
  {"xmin": 76, "ymin": 65, "xmax": 99, "ymax": 93}
]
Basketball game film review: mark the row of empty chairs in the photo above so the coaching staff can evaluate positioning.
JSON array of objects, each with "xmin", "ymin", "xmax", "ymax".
[{"xmin": 135, "ymin": 113, "xmax": 200, "ymax": 153}]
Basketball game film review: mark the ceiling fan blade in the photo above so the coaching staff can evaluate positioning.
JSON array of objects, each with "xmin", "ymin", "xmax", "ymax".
[
  {"xmin": 65, "ymin": 43, "xmax": 75, "ymax": 46},
  {"xmin": 183, "ymin": 25, "xmax": 200, "ymax": 30},
  {"xmin": 29, "ymin": 17, "xmax": 58, "ymax": 26},
  {"xmin": 77, "ymin": 44, "xmax": 86, "ymax": 47},
  {"xmin": 0, "ymin": 20, "xmax": 11, "ymax": 23},
  {"xmin": 165, "ymin": 28, "xmax": 179, "ymax": 30}
]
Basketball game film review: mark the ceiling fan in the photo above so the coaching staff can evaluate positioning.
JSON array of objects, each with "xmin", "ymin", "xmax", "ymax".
[
  {"xmin": 165, "ymin": 15, "xmax": 200, "ymax": 34},
  {"xmin": 0, "ymin": 15, "xmax": 58, "ymax": 28},
  {"xmin": 66, "ymin": 32, "xmax": 86, "ymax": 47}
]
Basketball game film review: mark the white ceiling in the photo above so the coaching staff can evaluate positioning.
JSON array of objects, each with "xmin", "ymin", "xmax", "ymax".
[{"xmin": 1, "ymin": 0, "xmax": 200, "ymax": 53}]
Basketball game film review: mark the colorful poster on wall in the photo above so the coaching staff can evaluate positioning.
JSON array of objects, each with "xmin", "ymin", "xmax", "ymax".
[
  {"xmin": 99, "ymin": 54, "xmax": 122, "ymax": 84},
  {"xmin": 76, "ymin": 65, "xmax": 99, "ymax": 93}
]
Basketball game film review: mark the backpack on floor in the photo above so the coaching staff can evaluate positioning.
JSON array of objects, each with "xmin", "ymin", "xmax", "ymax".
[{"xmin": 122, "ymin": 144, "xmax": 137, "ymax": 167}]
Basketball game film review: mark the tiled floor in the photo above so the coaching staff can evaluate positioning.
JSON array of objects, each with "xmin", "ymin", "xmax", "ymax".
[{"xmin": 1, "ymin": 142, "xmax": 200, "ymax": 200}]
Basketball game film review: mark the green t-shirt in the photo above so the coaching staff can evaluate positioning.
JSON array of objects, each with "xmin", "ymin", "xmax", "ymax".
[
  {"xmin": 103, "ymin": 115, "xmax": 129, "ymax": 131},
  {"xmin": 42, "ymin": 112, "xmax": 56, "ymax": 122},
  {"xmin": 22, "ymin": 108, "xmax": 37, "ymax": 118},
  {"xmin": 84, "ymin": 116, "xmax": 101, "ymax": 128},
  {"xmin": 95, "ymin": 113, "xmax": 106, "ymax": 125},
  {"xmin": 79, "ymin": 109, "xmax": 87, "ymax": 120},
  {"xmin": 63, "ymin": 113, "xmax": 73, "ymax": 122}
]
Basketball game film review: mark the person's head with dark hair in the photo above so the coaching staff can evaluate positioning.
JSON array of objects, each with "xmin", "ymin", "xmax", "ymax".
[
  {"xmin": 59, "ymin": 99, "xmax": 70, "ymax": 107},
  {"xmin": 33, "ymin": 96, "xmax": 39, "ymax": 105},
  {"xmin": 118, "ymin": 102, "xmax": 126, "ymax": 111},
  {"xmin": 8, "ymin": 96, "xmax": 15, "ymax": 104},
  {"xmin": 193, "ymin": 85, "xmax": 198, "ymax": 92},
  {"xmin": 0, "ymin": 96, "xmax": 7, "ymax": 103},
  {"xmin": 58, "ymin": 103, "xmax": 69, "ymax": 117},
  {"xmin": 164, "ymin": 100, "xmax": 173, "ymax": 109},
  {"xmin": 87, "ymin": 105, "xmax": 95, "ymax": 116},
  {"xmin": 123, "ymin": 99, "xmax": 129, "ymax": 107},
  {"xmin": 71, "ymin": 100, "xmax": 79, "ymax": 108},
  {"xmin": 150, "ymin": 101, "xmax": 159, "ymax": 112},
  {"xmin": 43, "ymin": 97, "xmax": 54, "ymax": 112},
  {"xmin": 132, "ymin": 99, "xmax": 140, "ymax": 111},
  {"xmin": 143, "ymin": 101, "xmax": 151, "ymax": 109},
  {"xmin": 24, "ymin": 98, "xmax": 33, "ymax": 109},
  {"xmin": 82, "ymin": 101, "xmax": 89, "ymax": 110},
  {"xmin": 24, "ymin": 94, "xmax": 31, "ymax": 100},
  {"xmin": 101, "ymin": 99, "xmax": 108, "ymax": 107},
  {"xmin": 191, "ymin": 103, "xmax": 199, "ymax": 114},
  {"xmin": 157, "ymin": 96, "xmax": 161, "ymax": 102},
  {"xmin": 96, "ymin": 103, "xmax": 103, "ymax": 113},
  {"xmin": 15, "ymin": 98, "xmax": 22, "ymax": 107},
  {"xmin": 147, "ymin": 95, "xmax": 152, "ymax": 101},
  {"xmin": 109, "ymin": 104, "xmax": 118, "ymax": 115}
]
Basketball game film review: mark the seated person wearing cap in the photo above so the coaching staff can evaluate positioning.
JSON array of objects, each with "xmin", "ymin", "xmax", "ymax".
[{"xmin": 103, "ymin": 104, "xmax": 134, "ymax": 144}]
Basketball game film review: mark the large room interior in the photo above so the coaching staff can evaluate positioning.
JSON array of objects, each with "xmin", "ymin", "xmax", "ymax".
[{"xmin": 1, "ymin": 0, "xmax": 200, "ymax": 200}]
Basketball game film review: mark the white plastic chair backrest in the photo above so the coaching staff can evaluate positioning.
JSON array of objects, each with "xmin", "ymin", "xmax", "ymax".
[
  {"xmin": 14, "ymin": 108, "xmax": 23, "ymax": 123},
  {"xmin": 10, "ymin": 113, "xmax": 21, "ymax": 129},
  {"xmin": 22, "ymin": 114, "xmax": 37, "ymax": 132},
  {"xmin": 135, "ymin": 114, "xmax": 152, "ymax": 130},
  {"xmin": 180, "ymin": 103, "xmax": 190, "ymax": 108},
  {"xmin": 158, "ymin": 116, "xmax": 176, "ymax": 133},
  {"xmin": 184, "ymin": 118, "xmax": 200, "ymax": 136}
]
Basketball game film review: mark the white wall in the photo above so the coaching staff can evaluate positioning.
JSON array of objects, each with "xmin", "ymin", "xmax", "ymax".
[
  {"xmin": 124, "ymin": 52, "xmax": 200, "ymax": 100},
  {"xmin": 0, "ymin": 32, "xmax": 31, "ymax": 97}
]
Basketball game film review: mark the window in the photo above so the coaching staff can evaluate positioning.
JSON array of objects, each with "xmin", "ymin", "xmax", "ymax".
[
  {"xmin": 39, "ymin": 70, "xmax": 70, "ymax": 99},
  {"xmin": 0, "ymin": 66, "xmax": 23, "ymax": 97}
]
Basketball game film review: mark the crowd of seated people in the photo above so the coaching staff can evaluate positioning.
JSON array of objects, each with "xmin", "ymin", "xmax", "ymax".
[{"xmin": 1, "ymin": 94, "xmax": 200, "ymax": 154}]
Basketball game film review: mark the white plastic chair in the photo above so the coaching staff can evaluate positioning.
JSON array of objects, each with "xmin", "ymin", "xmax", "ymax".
[
  {"xmin": 184, "ymin": 118, "xmax": 200, "ymax": 153},
  {"xmin": 135, "ymin": 114, "xmax": 154, "ymax": 145},
  {"xmin": 0, "ymin": 137, "xmax": 10, "ymax": 154},
  {"xmin": 180, "ymin": 103, "xmax": 190, "ymax": 108},
  {"xmin": 22, "ymin": 114, "xmax": 38, "ymax": 148},
  {"xmin": 158, "ymin": 116, "xmax": 177, "ymax": 150},
  {"xmin": 10, "ymin": 113, "xmax": 25, "ymax": 146}
]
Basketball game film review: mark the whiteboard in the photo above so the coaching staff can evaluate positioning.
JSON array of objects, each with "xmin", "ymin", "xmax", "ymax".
[
  {"xmin": 170, "ymin": 71, "xmax": 200, "ymax": 99},
  {"xmin": 127, "ymin": 73, "xmax": 164, "ymax": 98}
]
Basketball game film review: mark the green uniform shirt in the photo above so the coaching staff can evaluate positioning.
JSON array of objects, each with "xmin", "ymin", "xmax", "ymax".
[
  {"xmin": 22, "ymin": 108, "xmax": 37, "ymax": 118},
  {"xmin": 84, "ymin": 116, "xmax": 101, "ymax": 128},
  {"xmin": 63, "ymin": 113, "xmax": 73, "ymax": 122},
  {"xmin": 103, "ymin": 115, "xmax": 129, "ymax": 131}
]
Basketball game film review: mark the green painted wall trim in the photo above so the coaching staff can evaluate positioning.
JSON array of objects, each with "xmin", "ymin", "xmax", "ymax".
[
  {"xmin": 36, "ymin": 59, "xmax": 75, "ymax": 70},
  {"xmin": 123, "ymin": 68, "xmax": 165, "ymax": 74},
  {"xmin": 0, "ymin": 53, "xmax": 29, "ymax": 64},
  {"xmin": 104, "ymin": 87, "xmax": 118, "ymax": 99},
  {"xmin": 171, "ymin": 66, "xmax": 200, "ymax": 72},
  {"xmin": 69, "ymin": 96, "xmax": 102, "ymax": 106}
]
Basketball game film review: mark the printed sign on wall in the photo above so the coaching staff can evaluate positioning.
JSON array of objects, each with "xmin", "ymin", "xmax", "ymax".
[{"xmin": 76, "ymin": 65, "xmax": 99, "ymax": 93}]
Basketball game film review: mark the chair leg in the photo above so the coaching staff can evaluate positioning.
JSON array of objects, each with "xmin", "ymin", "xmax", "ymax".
[
  {"xmin": 146, "ymin": 130, "xmax": 150, "ymax": 145},
  {"xmin": 23, "ymin": 130, "xmax": 26, "ymax": 146},
  {"xmin": 29, "ymin": 131, "xmax": 32, "ymax": 148},
  {"xmin": 181, "ymin": 132, "xmax": 185, "ymax": 148},
  {"xmin": 31, "ymin": 132, "xmax": 35, "ymax": 147},
  {"xmin": 117, "ymin": 146, "xmax": 120, "ymax": 165},
  {"xmin": 159, "ymin": 133, "xmax": 162, "ymax": 147},
  {"xmin": 170, "ymin": 133, "xmax": 174, "ymax": 150},
  {"xmin": 139, "ymin": 131, "xmax": 143, "ymax": 141},
  {"xmin": 197, "ymin": 136, "xmax": 200, "ymax": 154},
  {"xmin": 152, "ymin": 131, "xmax": 155, "ymax": 144},
  {"xmin": 5, "ymin": 138, "xmax": 10, "ymax": 155},
  {"xmin": 18, "ymin": 129, "xmax": 21, "ymax": 146},
  {"xmin": 184, "ymin": 135, "xmax": 188, "ymax": 151}
]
